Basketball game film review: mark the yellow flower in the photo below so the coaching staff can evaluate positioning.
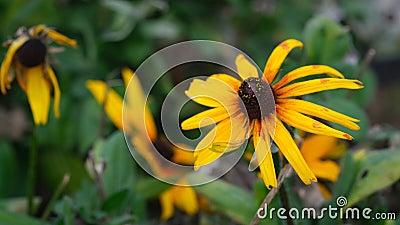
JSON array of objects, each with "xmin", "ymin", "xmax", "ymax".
[
  {"xmin": 1, "ymin": 25, "xmax": 77, "ymax": 125},
  {"xmin": 181, "ymin": 39, "xmax": 363, "ymax": 188},
  {"xmin": 300, "ymin": 134, "xmax": 346, "ymax": 199},
  {"xmin": 86, "ymin": 68, "xmax": 199, "ymax": 220}
]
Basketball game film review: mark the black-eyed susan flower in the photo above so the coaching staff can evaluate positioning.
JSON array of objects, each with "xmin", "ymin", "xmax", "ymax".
[
  {"xmin": 181, "ymin": 39, "xmax": 363, "ymax": 188},
  {"xmin": 300, "ymin": 134, "xmax": 346, "ymax": 199},
  {"xmin": 0, "ymin": 25, "xmax": 76, "ymax": 125},
  {"xmin": 86, "ymin": 68, "xmax": 199, "ymax": 220}
]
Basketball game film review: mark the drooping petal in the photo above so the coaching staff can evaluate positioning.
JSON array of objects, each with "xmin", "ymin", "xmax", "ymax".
[
  {"xmin": 33, "ymin": 25, "xmax": 77, "ymax": 48},
  {"xmin": 46, "ymin": 66, "xmax": 61, "ymax": 118},
  {"xmin": 124, "ymin": 69, "xmax": 157, "ymax": 141},
  {"xmin": 194, "ymin": 112, "xmax": 249, "ymax": 170},
  {"xmin": 181, "ymin": 107, "xmax": 230, "ymax": 130},
  {"xmin": 273, "ymin": 65, "xmax": 345, "ymax": 90},
  {"xmin": 1, "ymin": 35, "xmax": 29, "ymax": 94},
  {"xmin": 263, "ymin": 39, "xmax": 303, "ymax": 83},
  {"xmin": 130, "ymin": 135, "xmax": 163, "ymax": 176},
  {"xmin": 25, "ymin": 65, "xmax": 51, "ymax": 125},
  {"xmin": 210, "ymin": 73, "xmax": 241, "ymax": 91},
  {"xmin": 252, "ymin": 119, "xmax": 277, "ymax": 188},
  {"xmin": 268, "ymin": 117, "xmax": 317, "ymax": 184},
  {"xmin": 277, "ymin": 105, "xmax": 353, "ymax": 140},
  {"xmin": 185, "ymin": 77, "xmax": 239, "ymax": 108},
  {"xmin": 277, "ymin": 99, "xmax": 360, "ymax": 130},
  {"xmin": 275, "ymin": 78, "xmax": 363, "ymax": 98},
  {"xmin": 172, "ymin": 184, "xmax": 199, "ymax": 216},
  {"xmin": 171, "ymin": 145, "xmax": 195, "ymax": 165},
  {"xmin": 235, "ymin": 54, "xmax": 259, "ymax": 80},
  {"xmin": 85, "ymin": 80, "xmax": 123, "ymax": 130},
  {"xmin": 160, "ymin": 189, "xmax": 174, "ymax": 220}
]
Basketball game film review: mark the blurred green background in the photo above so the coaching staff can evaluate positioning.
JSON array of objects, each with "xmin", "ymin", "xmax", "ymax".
[{"xmin": 0, "ymin": 0, "xmax": 400, "ymax": 224}]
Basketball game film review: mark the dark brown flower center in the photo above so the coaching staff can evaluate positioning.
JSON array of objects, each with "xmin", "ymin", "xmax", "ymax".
[
  {"xmin": 238, "ymin": 77, "xmax": 274, "ymax": 120},
  {"xmin": 16, "ymin": 38, "xmax": 47, "ymax": 67}
]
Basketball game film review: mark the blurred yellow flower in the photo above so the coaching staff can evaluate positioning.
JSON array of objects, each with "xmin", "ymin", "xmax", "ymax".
[
  {"xmin": 86, "ymin": 68, "xmax": 199, "ymax": 221},
  {"xmin": 181, "ymin": 39, "xmax": 363, "ymax": 188},
  {"xmin": 300, "ymin": 134, "xmax": 347, "ymax": 199},
  {"xmin": 1, "ymin": 25, "xmax": 77, "ymax": 125}
]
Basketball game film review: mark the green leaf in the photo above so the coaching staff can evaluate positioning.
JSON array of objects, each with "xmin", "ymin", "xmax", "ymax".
[
  {"xmin": 98, "ymin": 131, "xmax": 136, "ymax": 197},
  {"xmin": 0, "ymin": 210, "xmax": 47, "ymax": 225},
  {"xmin": 103, "ymin": 215, "xmax": 136, "ymax": 225},
  {"xmin": 101, "ymin": 189, "xmax": 129, "ymax": 212},
  {"xmin": 190, "ymin": 176, "xmax": 255, "ymax": 225},
  {"xmin": 134, "ymin": 177, "xmax": 171, "ymax": 199},
  {"xmin": 0, "ymin": 141, "xmax": 17, "ymax": 197},
  {"xmin": 346, "ymin": 149, "xmax": 400, "ymax": 207},
  {"xmin": 331, "ymin": 152, "xmax": 358, "ymax": 199},
  {"xmin": 351, "ymin": 69, "xmax": 378, "ymax": 107},
  {"xmin": 304, "ymin": 16, "xmax": 351, "ymax": 64}
]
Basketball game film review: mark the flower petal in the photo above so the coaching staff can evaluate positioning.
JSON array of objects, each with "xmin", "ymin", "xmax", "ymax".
[
  {"xmin": 277, "ymin": 99, "xmax": 360, "ymax": 130},
  {"xmin": 263, "ymin": 39, "xmax": 303, "ymax": 83},
  {"xmin": 171, "ymin": 145, "xmax": 195, "ymax": 165},
  {"xmin": 275, "ymin": 78, "xmax": 363, "ymax": 98},
  {"xmin": 276, "ymin": 105, "xmax": 353, "ymax": 140},
  {"xmin": 210, "ymin": 73, "xmax": 241, "ymax": 91},
  {"xmin": 185, "ymin": 77, "xmax": 239, "ymax": 108},
  {"xmin": 252, "ymin": 119, "xmax": 277, "ymax": 188},
  {"xmin": 124, "ymin": 70, "xmax": 157, "ymax": 141},
  {"xmin": 172, "ymin": 184, "xmax": 199, "ymax": 216},
  {"xmin": 33, "ymin": 25, "xmax": 77, "ymax": 48},
  {"xmin": 269, "ymin": 117, "xmax": 317, "ymax": 184},
  {"xmin": 273, "ymin": 65, "xmax": 345, "ymax": 90},
  {"xmin": 85, "ymin": 80, "xmax": 123, "ymax": 130},
  {"xmin": 1, "ymin": 36, "xmax": 29, "ymax": 94},
  {"xmin": 121, "ymin": 67, "xmax": 133, "ymax": 87},
  {"xmin": 46, "ymin": 66, "xmax": 61, "ymax": 118},
  {"xmin": 160, "ymin": 189, "xmax": 174, "ymax": 220},
  {"xmin": 26, "ymin": 65, "xmax": 50, "ymax": 125},
  {"xmin": 235, "ymin": 54, "xmax": 259, "ymax": 80},
  {"xmin": 301, "ymin": 135, "xmax": 339, "ymax": 159},
  {"xmin": 181, "ymin": 107, "xmax": 230, "ymax": 130},
  {"xmin": 309, "ymin": 160, "xmax": 340, "ymax": 182}
]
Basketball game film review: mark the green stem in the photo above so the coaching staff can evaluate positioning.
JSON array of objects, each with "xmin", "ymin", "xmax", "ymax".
[
  {"xmin": 41, "ymin": 174, "xmax": 70, "ymax": 221},
  {"xmin": 27, "ymin": 125, "xmax": 37, "ymax": 215}
]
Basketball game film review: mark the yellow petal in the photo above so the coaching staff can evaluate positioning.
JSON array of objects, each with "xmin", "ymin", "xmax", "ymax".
[
  {"xmin": 181, "ymin": 107, "xmax": 230, "ymax": 130},
  {"xmin": 194, "ymin": 112, "xmax": 250, "ymax": 169},
  {"xmin": 185, "ymin": 77, "xmax": 239, "ymax": 108},
  {"xmin": 130, "ymin": 135, "xmax": 163, "ymax": 176},
  {"xmin": 263, "ymin": 39, "xmax": 303, "ymax": 83},
  {"xmin": 33, "ymin": 25, "xmax": 77, "ymax": 48},
  {"xmin": 172, "ymin": 184, "xmax": 199, "ymax": 216},
  {"xmin": 308, "ymin": 160, "xmax": 340, "ymax": 182},
  {"xmin": 1, "ymin": 36, "xmax": 29, "ymax": 94},
  {"xmin": 171, "ymin": 145, "xmax": 195, "ymax": 165},
  {"xmin": 160, "ymin": 189, "xmax": 174, "ymax": 220},
  {"xmin": 318, "ymin": 183, "xmax": 332, "ymax": 200},
  {"xmin": 121, "ymin": 67, "xmax": 133, "ymax": 87},
  {"xmin": 275, "ymin": 78, "xmax": 364, "ymax": 98},
  {"xmin": 235, "ymin": 54, "xmax": 259, "ymax": 80},
  {"xmin": 253, "ymin": 119, "xmax": 277, "ymax": 188},
  {"xmin": 210, "ymin": 73, "xmax": 241, "ymax": 91},
  {"xmin": 273, "ymin": 65, "xmax": 345, "ymax": 90},
  {"xmin": 124, "ymin": 71, "xmax": 158, "ymax": 141},
  {"xmin": 269, "ymin": 117, "xmax": 316, "ymax": 184},
  {"xmin": 85, "ymin": 80, "xmax": 123, "ymax": 130},
  {"xmin": 276, "ymin": 105, "xmax": 353, "ymax": 140},
  {"xmin": 26, "ymin": 65, "xmax": 50, "ymax": 125},
  {"xmin": 277, "ymin": 99, "xmax": 360, "ymax": 130},
  {"xmin": 46, "ymin": 66, "xmax": 61, "ymax": 118},
  {"xmin": 301, "ymin": 135, "xmax": 339, "ymax": 160}
]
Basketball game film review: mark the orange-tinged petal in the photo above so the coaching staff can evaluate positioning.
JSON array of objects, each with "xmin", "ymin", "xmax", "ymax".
[
  {"xmin": 269, "ymin": 117, "xmax": 316, "ymax": 184},
  {"xmin": 308, "ymin": 160, "xmax": 340, "ymax": 182},
  {"xmin": 1, "ymin": 35, "xmax": 29, "ymax": 94},
  {"xmin": 171, "ymin": 145, "xmax": 195, "ymax": 165},
  {"xmin": 210, "ymin": 73, "xmax": 241, "ymax": 91},
  {"xmin": 86, "ymin": 80, "xmax": 123, "ymax": 130},
  {"xmin": 275, "ymin": 78, "xmax": 363, "ymax": 98},
  {"xmin": 263, "ymin": 39, "xmax": 303, "ymax": 83},
  {"xmin": 185, "ymin": 77, "xmax": 239, "ymax": 108},
  {"xmin": 301, "ymin": 135, "xmax": 338, "ymax": 159},
  {"xmin": 172, "ymin": 184, "xmax": 199, "ymax": 216},
  {"xmin": 46, "ymin": 66, "xmax": 61, "ymax": 118},
  {"xmin": 276, "ymin": 105, "xmax": 353, "ymax": 140},
  {"xmin": 273, "ymin": 65, "xmax": 345, "ymax": 90},
  {"xmin": 252, "ymin": 119, "xmax": 277, "ymax": 188},
  {"xmin": 33, "ymin": 25, "xmax": 77, "ymax": 48},
  {"xmin": 124, "ymin": 70, "xmax": 157, "ymax": 141},
  {"xmin": 160, "ymin": 189, "xmax": 174, "ymax": 220},
  {"xmin": 235, "ymin": 54, "xmax": 259, "ymax": 80},
  {"xmin": 181, "ymin": 107, "xmax": 230, "ymax": 130},
  {"xmin": 318, "ymin": 183, "xmax": 332, "ymax": 200},
  {"xmin": 277, "ymin": 99, "xmax": 360, "ymax": 130},
  {"xmin": 26, "ymin": 65, "xmax": 50, "ymax": 125}
]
